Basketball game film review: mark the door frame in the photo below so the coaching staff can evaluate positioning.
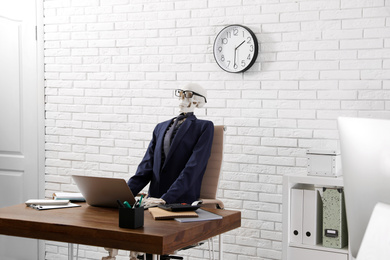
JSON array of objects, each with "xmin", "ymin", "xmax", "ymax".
[{"xmin": 36, "ymin": 0, "xmax": 45, "ymax": 259}]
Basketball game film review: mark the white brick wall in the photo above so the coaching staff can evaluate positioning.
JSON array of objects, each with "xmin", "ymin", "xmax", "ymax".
[{"xmin": 43, "ymin": 0, "xmax": 390, "ymax": 259}]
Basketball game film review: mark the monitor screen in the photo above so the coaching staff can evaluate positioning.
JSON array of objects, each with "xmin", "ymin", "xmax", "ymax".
[{"xmin": 338, "ymin": 117, "xmax": 390, "ymax": 258}]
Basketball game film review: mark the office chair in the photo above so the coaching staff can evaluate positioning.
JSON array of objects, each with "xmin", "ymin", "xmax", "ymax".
[
  {"xmin": 161, "ymin": 125, "xmax": 226, "ymax": 260},
  {"xmin": 198, "ymin": 125, "xmax": 225, "ymax": 210},
  {"xmin": 104, "ymin": 125, "xmax": 226, "ymax": 260}
]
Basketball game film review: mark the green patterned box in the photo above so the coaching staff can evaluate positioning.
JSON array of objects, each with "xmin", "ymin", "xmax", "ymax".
[{"xmin": 322, "ymin": 188, "xmax": 348, "ymax": 248}]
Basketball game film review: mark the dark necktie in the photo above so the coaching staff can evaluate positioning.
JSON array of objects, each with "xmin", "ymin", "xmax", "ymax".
[{"xmin": 163, "ymin": 114, "xmax": 187, "ymax": 157}]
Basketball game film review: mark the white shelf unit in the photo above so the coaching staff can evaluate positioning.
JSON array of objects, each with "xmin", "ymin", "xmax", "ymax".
[{"xmin": 282, "ymin": 174, "xmax": 349, "ymax": 260}]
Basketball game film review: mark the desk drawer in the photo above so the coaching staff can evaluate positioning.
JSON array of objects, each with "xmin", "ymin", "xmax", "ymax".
[{"xmin": 289, "ymin": 247, "xmax": 348, "ymax": 260}]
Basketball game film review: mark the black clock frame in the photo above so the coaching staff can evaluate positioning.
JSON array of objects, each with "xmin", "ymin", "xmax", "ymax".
[{"xmin": 213, "ymin": 24, "xmax": 259, "ymax": 73}]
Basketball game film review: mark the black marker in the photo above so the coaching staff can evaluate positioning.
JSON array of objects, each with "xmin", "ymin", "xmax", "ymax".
[{"xmin": 117, "ymin": 200, "xmax": 125, "ymax": 208}]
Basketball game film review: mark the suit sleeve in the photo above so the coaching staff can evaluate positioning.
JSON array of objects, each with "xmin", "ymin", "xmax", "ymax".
[
  {"xmin": 161, "ymin": 121, "xmax": 214, "ymax": 203},
  {"xmin": 127, "ymin": 127, "xmax": 157, "ymax": 196}
]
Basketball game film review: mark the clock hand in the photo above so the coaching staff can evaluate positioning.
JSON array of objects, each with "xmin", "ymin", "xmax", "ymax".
[
  {"xmin": 234, "ymin": 41, "xmax": 245, "ymax": 68},
  {"xmin": 234, "ymin": 48, "xmax": 237, "ymax": 67},
  {"xmin": 235, "ymin": 40, "xmax": 245, "ymax": 50}
]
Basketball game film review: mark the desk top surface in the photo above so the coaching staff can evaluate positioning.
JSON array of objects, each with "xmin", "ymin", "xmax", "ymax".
[{"xmin": 0, "ymin": 203, "xmax": 241, "ymax": 255}]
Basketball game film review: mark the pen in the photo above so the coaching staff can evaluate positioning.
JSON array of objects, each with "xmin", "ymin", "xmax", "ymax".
[
  {"xmin": 123, "ymin": 201, "xmax": 132, "ymax": 209},
  {"xmin": 29, "ymin": 204, "xmax": 42, "ymax": 210},
  {"xmin": 138, "ymin": 194, "xmax": 144, "ymax": 208},
  {"xmin": 133, "ymin": 199, "xmax": 139, "ymax": 209},
  {"xmin": 117, "ymin": 200, "xmax": 125, "ymax": 208}
]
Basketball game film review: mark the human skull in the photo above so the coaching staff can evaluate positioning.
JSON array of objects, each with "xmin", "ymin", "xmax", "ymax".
[{"xmin": 177, "ymin": 83, "xmax": 207, "ymax": 113}]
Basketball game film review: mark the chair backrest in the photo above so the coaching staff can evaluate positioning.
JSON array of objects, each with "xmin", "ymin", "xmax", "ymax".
[{"xmin": 199, "ymin": 125, "xmax": 225, "ymax": 200}]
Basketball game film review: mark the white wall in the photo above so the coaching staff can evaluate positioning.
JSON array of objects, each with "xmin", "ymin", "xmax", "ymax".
[{"xmin": 43, "ymin": 0, "xmax": 390, "ymax": 259}]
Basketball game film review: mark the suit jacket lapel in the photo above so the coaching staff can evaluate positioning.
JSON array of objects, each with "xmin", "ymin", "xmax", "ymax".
[{"xmin": 164, "ymin": 114, "xmax": 195, "ymax": 164}]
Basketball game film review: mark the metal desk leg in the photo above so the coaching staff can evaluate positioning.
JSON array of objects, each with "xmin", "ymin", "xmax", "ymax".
[
  {"xmin": 143, "ymin": 254, "xmax": 159, "ymax": 260},
  {"xmin": 68, "ymin": 243, "xmax": 74, "ymax": 260},
  {"xmin": 219, "ymin": 234, "xmax": 223, "ymax": 260}
]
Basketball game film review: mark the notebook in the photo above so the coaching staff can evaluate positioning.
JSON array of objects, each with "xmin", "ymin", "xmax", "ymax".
[
  {"xmin": 175, "ymin": 209, "xmax": 222, "ymax": 223},
  {"xmin": 72, "ymin": 175, "xmax": 136, "ymax": 208},
  {"xmin": 25, "ymin": 199, "xmax": 81, "ymax": 210},
  {"xmin": 148, "ymin": 207, "xmax": 198, "ymax": 220}
]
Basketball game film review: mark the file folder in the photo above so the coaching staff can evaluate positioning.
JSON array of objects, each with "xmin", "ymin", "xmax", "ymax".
[
  {"xmin": 290, "ymin": 188, "xmax": 303, "ymax": 243},
  {"xmin": 148, "ymin": 207, "xmax": 198, "ymax": 220},
  {"xmin": 302, "ymin": 189, "xmax": 323, "ymax": 245},
  {"xmin": 322, "ymin": 188, "xmax": 348, "ymax": 248}
]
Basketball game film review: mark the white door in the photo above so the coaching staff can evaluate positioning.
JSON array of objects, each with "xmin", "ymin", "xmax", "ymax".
[{"xmin": 0, "ymin": 0, "xmax": 43, "ymax": 259}]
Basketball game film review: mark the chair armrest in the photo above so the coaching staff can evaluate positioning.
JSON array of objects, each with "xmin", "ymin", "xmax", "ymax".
[{"xmin": 200, "ymin": 199, "xmax": 224, "ymax": 209}]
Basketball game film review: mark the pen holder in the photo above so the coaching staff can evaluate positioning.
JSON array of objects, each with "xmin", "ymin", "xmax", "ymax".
[{"xmin": 119, "ymin": 206, "xmax": 144, "ymax": 229}]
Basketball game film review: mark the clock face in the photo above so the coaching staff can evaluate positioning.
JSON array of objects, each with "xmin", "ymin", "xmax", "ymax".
[{"xmin": 213, "ymin": 25, "xmax": 259, "ymax": 73}]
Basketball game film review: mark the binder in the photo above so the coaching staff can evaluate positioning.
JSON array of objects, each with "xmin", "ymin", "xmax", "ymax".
[
  {"xmin": 302, "ymin": 189, "xmax": 323, "ymax": 245},
  {"xmin": 322, "ymin": 188, "xmax": 348, "ymax": 248},
  {"xmin": 290, "ymin": 188, "xmax": 303, "ymax": 243}
]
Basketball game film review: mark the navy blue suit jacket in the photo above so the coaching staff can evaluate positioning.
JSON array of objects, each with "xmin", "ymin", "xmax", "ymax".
[{"xmin": 127, "ymin": 114, "xmax": 214, "ymax": 204}]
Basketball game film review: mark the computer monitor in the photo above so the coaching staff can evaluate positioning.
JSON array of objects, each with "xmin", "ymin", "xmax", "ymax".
[{"xmin": 338, "ymin": 117, "xmax": 390, "ymax": 258}]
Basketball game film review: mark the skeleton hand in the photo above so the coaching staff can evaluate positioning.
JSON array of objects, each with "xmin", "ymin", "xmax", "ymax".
[{"xmin": 143, "ymin": 197, "xmax": 166, "ymax": 208}]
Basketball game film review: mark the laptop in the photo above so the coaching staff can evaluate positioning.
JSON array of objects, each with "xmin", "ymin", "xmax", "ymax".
[{"xmin": 72, "ymin": 175, "xmax": 136, "ymax": 208}]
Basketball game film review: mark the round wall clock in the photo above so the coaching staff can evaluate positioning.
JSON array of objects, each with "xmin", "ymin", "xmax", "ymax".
[{"xmin": 213, "ymin": 24, "xmax": 259, "ymax": 73}]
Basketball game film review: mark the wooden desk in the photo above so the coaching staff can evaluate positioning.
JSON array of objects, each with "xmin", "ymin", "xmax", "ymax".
[{"xmin": 0, "ymin": 203, "xmax": 240, "ymax": 258}]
